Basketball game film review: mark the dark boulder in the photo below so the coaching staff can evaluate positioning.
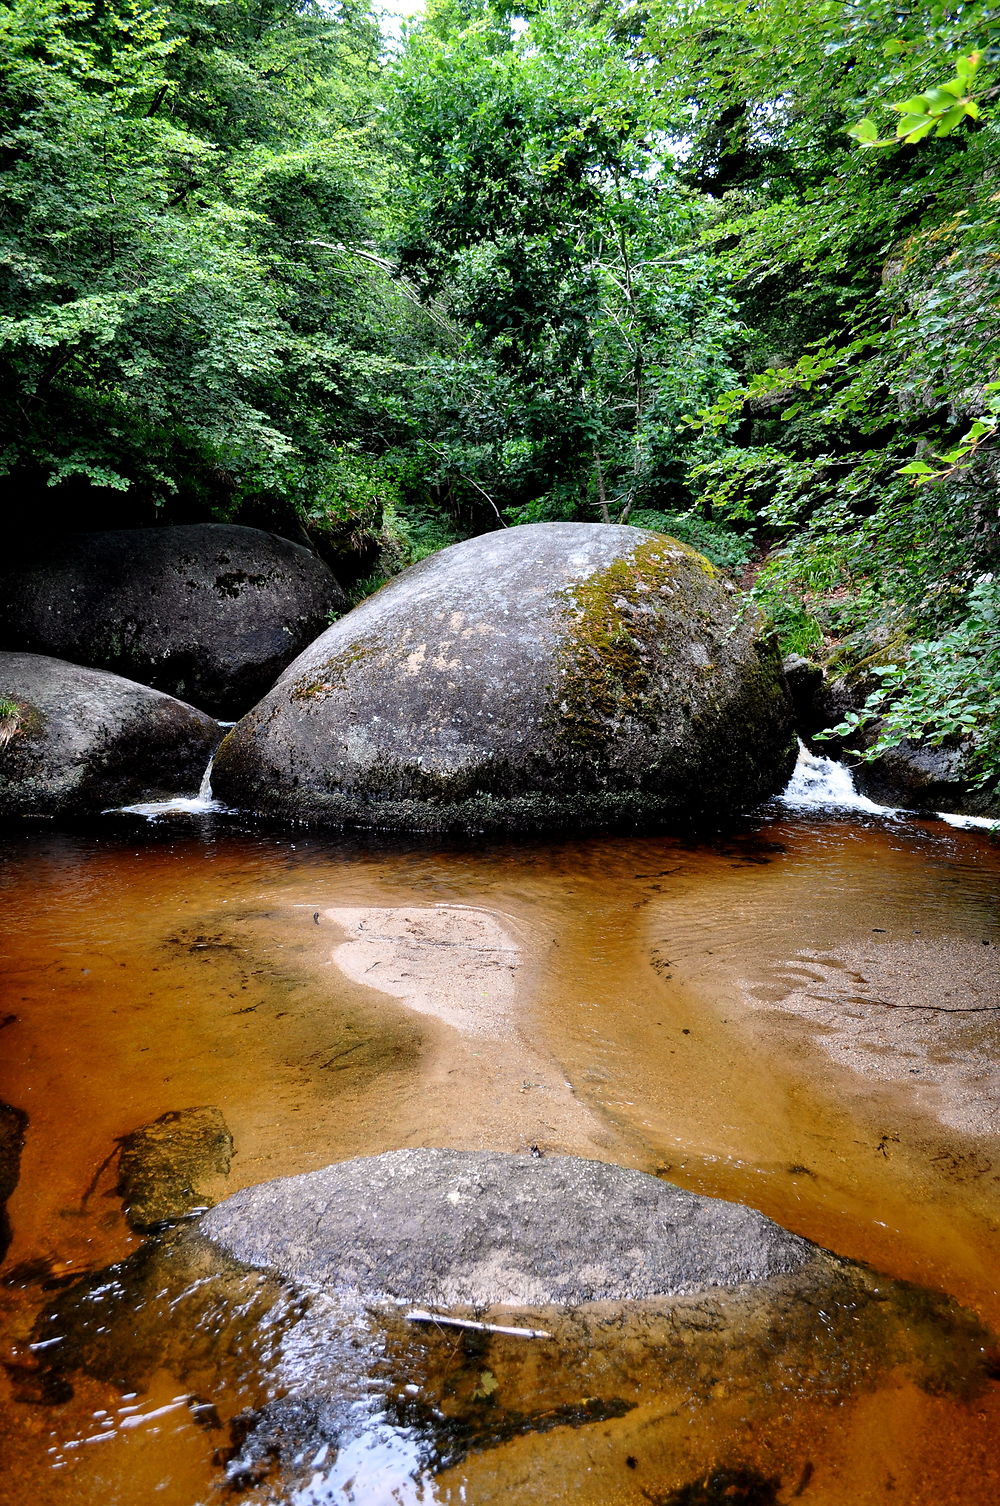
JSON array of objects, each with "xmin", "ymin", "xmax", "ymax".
[
  {"xmin": 117, "ymin": 1107, "xmax": 235, "ymax": 1232},
  {"xmin": 0, "ymin": 524, "xmax": 348, "ymax": 718},
  {"xmin": 0, "ymin": 652, "xmax": 219, "ymax": 817},
  {"xmin": 852, "ymin": 737, "xmax": 1000, "ymax": 815},
  {"xmin": 212, "ymin": 523, "xmax": 796, "ymax": 831}
]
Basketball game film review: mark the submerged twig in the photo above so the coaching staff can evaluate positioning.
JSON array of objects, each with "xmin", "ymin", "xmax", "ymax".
[{"xmin": 404, "ymin": 1310, "xmax": 552, "ymax": 1339}]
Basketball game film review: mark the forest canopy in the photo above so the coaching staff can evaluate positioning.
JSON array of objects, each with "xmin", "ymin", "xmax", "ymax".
[{"xmin": 1, "ymin": 0, "xmax": 998, "ymax": 771}]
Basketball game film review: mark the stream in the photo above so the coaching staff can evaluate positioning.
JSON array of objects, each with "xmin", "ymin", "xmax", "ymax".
[{"xmin": 1, "ymin": 758, "xmax": 999, "ymax": 1504}]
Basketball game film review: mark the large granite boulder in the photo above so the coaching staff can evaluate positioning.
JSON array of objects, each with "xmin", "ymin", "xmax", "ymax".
[
  {"xmin": 212, "ymin": 523, "xmax": 796, "ymax": 830},
  {"xmin": 0, "ymin": 524, "xmax": 348, "ymax": 718},
  {"xmin": 0, "ymin": 652, "xmax": 219, "ymax": 817},
  {"xmin": 200, "ymin": 1149, "xmax": 812, "ymax": 1304}
]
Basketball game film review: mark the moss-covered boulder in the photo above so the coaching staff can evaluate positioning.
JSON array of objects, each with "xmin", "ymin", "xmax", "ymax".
[
  {"xmin": 0, "ymin": 524, "xmax": 347, "ymax": 718},
  {"xmin": 212, "ymin": 523, "xmax": 795, "ymax": 831},
  {"xmin": 0, "ymin": 652, "xmax": 219, "ymax": 817}
]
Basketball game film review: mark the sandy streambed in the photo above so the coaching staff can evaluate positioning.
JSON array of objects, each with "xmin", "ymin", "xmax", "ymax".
[
  {"xmin": 0, "ymin": 812, "xmax": 998, "ymax": 1504},
  {"xmin": 323, "ymin": 904, "xmax": 611, "ymax": 1153}
]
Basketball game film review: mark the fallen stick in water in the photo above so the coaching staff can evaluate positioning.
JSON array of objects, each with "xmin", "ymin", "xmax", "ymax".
[{"xmin": 404, "ymin": 1309, "xmax": 552, "ymax": 1339}]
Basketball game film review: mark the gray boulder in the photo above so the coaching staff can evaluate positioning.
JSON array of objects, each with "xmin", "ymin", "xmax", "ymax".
[
  {"xmin": 201, "ymin": 1148, "xmax": 812, "ymax": 1305},
  {"xmin": 0, "ymin": 651, "xmax": 219, "ymax": 817},
  {"xmin": 212, "ymin": 523, "xmax": 796, "ymax": 830},
  {"xmin": 30, "ymin": 1150, "xmax": 997, "ymax": 1504},
  {"xmin": 0, "ymin": 524, "xmax": 347, "ymax": 718}
]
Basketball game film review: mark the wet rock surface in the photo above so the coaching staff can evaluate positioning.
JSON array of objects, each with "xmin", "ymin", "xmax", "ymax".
[
  {"xmin": 200, "ymin": 1149, "xmax": 813, "ymax": 1304},
  {"xmin": 0, "ymin": 651, "xmax": 220, "ymax": 817},
  {"xmin": 117, "ymin": 1107, "xmax": 235, "ymax": 1232},
  {"xmin": 21, "ymin": 1153, "xmax": 998, "ymax": 1504},
  {"xmin": 0, "ymin": 524, "xmax": 347, "ymax": 718},
  {"xmin": 212, "ymin": 522, "xmax": 796, "ymax": 831},
  {"xmin": 0, "ymin": 1102, "xmax": 27, "ymax": 1261}
]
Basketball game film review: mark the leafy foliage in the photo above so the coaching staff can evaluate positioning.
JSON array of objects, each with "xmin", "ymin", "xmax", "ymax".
[
  {"xmin": 641, "ymin": 0, "xmax": 1000, "ymax": 779},
  {"xmin": 0, "ymin": 0, "xmax": 429, "ymax": 535},
  {"xmin": 3, "ymin": 0, "xmax": 1000, "ymax": 783},
  {"xmin": 390, "ymin": 2, "xmax": 741, "ymax": 527}
]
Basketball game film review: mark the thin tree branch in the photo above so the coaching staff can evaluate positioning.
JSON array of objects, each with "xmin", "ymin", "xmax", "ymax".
[{"xmin": 303, "ymin": 241, "xmax": 458, "ymax": 337}]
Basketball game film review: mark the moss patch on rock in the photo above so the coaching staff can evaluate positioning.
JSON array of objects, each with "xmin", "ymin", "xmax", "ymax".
[
  {"xmin": 289, "ymin": 636, "xmax": 385, "ymax": 703},
  {"xmin": 551, "ymin": 536, "xmax": 725, "ymax": 753}
]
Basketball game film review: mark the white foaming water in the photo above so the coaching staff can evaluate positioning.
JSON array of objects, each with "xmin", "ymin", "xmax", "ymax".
[
  {"xmin": 937, "ymin": 810, "xmax": 1000, "ymax": 831},
  {"xmin": 780, "ymin": 742, "xmax": 1000, "ymax": 829},
  {"xmin": 111, "ymin": 753, "xmax": 229, "ymax": 818},
  {"xmin": 779, "ymin": 744, "xmax": 895, "ymax": 816}
]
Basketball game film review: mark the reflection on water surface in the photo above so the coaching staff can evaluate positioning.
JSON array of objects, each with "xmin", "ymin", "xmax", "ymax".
[{"xmin": 0, "ymin": 806, "xmax": 998, "ymax": 1504}]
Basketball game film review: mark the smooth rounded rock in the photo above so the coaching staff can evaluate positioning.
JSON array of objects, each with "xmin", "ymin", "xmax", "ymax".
[
  {"xmin": 0, "ymin": 651, "xmax": 219, "ymax": 817},
  {"xmin": 0, "ymin": 524, "xmax": 348, "ymax": 718},
  {"xmin": 212, "ymin": 523, "xmax": 796, "ymax": 830},
  {"xmin": 200, "ymin": 1149, "xmax": 814, "ymax": 1305},
  {"xmin": 32, "ymin": 1151, "xmax": 997, "ymax": 1504}
]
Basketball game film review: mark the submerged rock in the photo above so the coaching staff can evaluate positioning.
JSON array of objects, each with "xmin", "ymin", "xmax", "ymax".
[
  {"xmin": 0, "ymin": 524, "xmax": 347, "ymax": 718},
  {"xmin": 117, "ymin": 1107, "xmax": 235, "ymax": 1232},
  {"xmin": 27, "ymin": 1150, "xmax": 998, "ymax": 1504},
  {"xmin": 0, "ymin": 652, "xmax": 220, "ymax": 818},
  {"xmin": 212, "ymin": 523, "xmax": 796, "ymax": 830},
  {"xmin": 0, "ymin": 1101, "xmax": 27, "ymax": 1261}
]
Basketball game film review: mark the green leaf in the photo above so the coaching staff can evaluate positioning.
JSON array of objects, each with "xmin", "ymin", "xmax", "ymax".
[
  {"xmin": 934, "ymin": 104, "xmax": 968, "ymax": 136},
  {"xmin": 928, "ymin": 81, "xmax": 965, "ymax": 103},
  {"xmin": 897, "ymin": 117, "xmax": 936, "ymax": 142},
  {"xmin": 955, "ymin": 51, "xmax": 981, "ymax": 84},
  {"xmin": 893, "ymin": 95, "xmax": 930, "ymax": 116},
  {"xmin": 897, "ymin": 461, "xmax": 936, "ymax": 475},
  {"xmin": 848, "ymin": 116, "xmax": 879, "ymax": 144}
]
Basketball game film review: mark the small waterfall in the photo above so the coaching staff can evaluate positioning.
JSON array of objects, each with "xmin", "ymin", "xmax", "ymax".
[
  {"xmin": 779, "ymin": 743, "xmax": 895, "ymax": 815},
  {"xmin": 197, "ymin": 756, "xmax": 214, "ymax": 803},
  {"xmin": 780, "ymin": 743, "xmax": 1000, "ymax": 829},
  {"xmin": 111, "ymin": 749, "xmax": 227, "ymax": 819}
]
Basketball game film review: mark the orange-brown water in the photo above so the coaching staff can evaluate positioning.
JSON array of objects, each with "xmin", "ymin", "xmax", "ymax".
[{"xmin": 1, "ymin": 808, "xmax": 999, "ymax": 1504}]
